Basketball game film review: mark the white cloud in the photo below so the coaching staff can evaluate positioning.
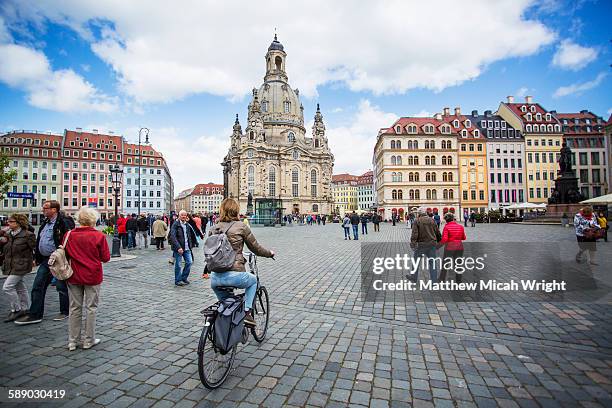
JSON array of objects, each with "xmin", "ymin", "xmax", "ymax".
[
  {"xmin": 327, "ymin": 100, "xmax": 397, "ymax": 175},
  {"xmin": 2, "ymin": 0, "xmax": 556, "ymax": 103},
  {"xmin": 607, "ymin": 108, "xmax": 612, "ymax": 117},
  {"xmin": 0, "ymin": 21, "xmax": 117, "ymax": 113},
  {"xmin": 553, "ymin": 72, "xmax": 607, "ymax": 98},
  {"xmin": 331, "ymin": 107, "xmax": 344, "ymax": 113},
  {"xmin": 516, "ymin": 87, "xmax": 530, "ymax": 97},
  {"xmin": 411, "ymin": 109, "xmax": 431, "ymax": 118},
  {"xmin": 552, "ymin": 40, "xmax": 598, "ymax": 71}
]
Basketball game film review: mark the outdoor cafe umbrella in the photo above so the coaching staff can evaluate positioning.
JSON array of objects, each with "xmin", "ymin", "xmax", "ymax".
[{"xmin": 581, "ymin": 193, "xmax": 612, "ymax": 205}]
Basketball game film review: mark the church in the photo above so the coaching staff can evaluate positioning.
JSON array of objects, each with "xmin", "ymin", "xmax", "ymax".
[{"xmin": 222, "ymin": 36, "xmax": 334, "ymax": 223}]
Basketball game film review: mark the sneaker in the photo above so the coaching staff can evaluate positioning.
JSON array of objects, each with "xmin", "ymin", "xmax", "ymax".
[
  {"xmin": 82, "ymin": 339, "xmax": 101, "ymax": 349},
  {"xmin": 4, "ymin": 310, "xmax": 25, "ymax": 323},
  {"xmin": 53, "ymin": 313, "xmax": 69, "ymax": 321},
  {"xmin": 14, "ymin": 314, "xmax": 43, "ymax": 325},
  {"xmin": 175, "ymin": 281, "xmax": 185, "ymax": 286},
  {"xmin": 244, "ymin": 312, "xmax": 256, "ymax": 328},
  {"xmin": 182, "ymin": 280, "xmax": 190, "ymax": 285},
  {"xmin": 68, "ymin": 343, "xmax": 77, "ymax": 351}
]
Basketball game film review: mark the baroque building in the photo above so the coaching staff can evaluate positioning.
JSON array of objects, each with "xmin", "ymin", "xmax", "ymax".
[{"xmin": 222, "ymin": 36, "xmax": 334, "ymax": 221}]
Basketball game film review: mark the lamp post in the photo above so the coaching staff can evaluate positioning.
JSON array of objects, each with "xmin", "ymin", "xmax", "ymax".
[
  {"xmin": 110, "ymin": 164, "xmax": 124, "ymax": 257},
  {"xmin": 137, "ymin": 127, "xmax": 150, "ymax": 218}
]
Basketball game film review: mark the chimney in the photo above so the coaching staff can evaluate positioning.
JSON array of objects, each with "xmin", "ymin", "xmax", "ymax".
[
  {"xmin": 580, "ymin": 109, "xmax": 588, "ymax": 114},
  {"xmin": 484, "ymin": 110, "xmax": 492, "ymax": 117},
  {"xmin": 454, "ymin": 107, "xmax": 461, "ymax": 116},
  {"xmin": 525, "ymin": 95, "xmax": 533, "ymax": 104},
  {"xmin": 92, "ymin": 129, "xmax": 98, "ymax": 134},
  {"xmin": 549, "ymin": 110, "xmax": 557, "ymax": 115},
  {"xmin": 434, "ymin": 113, "xmax": 443, "ymax": 120},
  {"xmin": 507, "ymin": 96, "xmax": 514, "ymax": 103},
  {"xmin": 471, "ymin": 110, "xmax": 478, "ymax": 117},
  {"xmin": 108, "ymin": 130, "xmax": 114, "ymax": 135},
  {"xmin": 443, "ymin": 107, "xmax": 450, "ymax": 116},
  {"xmin": 76, "ymin": 127, "xmax": 82, "ymax": 133}
]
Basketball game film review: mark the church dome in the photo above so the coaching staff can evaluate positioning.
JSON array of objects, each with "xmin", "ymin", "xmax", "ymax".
[
  {"xmin": 268, "ymin": 34, "xmax": 284, "ymax": 52},
  {"xmin": 257, "ymin": 81, "xmax": 302, "ymax": 123}
]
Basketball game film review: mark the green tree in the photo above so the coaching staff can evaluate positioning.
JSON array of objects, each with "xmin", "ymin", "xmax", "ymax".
[{"xmin": 0, "ymin": 152, "xmax": 17, "ymax": 200}]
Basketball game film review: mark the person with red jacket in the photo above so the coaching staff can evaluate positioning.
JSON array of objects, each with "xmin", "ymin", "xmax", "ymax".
[
  {"xmin": 116, "ymin": 214, "xmax": 127, "ymax": 249},
  {"xmin": 64, "ymin": 207, "xmax": 110, "ymax": 351},
  {"xmin": 439, "ymin": 212, "xmax": 467, "ymax": 282}
]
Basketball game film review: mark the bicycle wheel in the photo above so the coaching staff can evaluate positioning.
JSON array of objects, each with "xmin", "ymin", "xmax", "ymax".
[
  {"xmin": 197, "ymin": 322, "xmax": 236, "ymax": 389},
  {"xmin": 251, "ymin": 286, "xmax": 270, "ymax": 342}
]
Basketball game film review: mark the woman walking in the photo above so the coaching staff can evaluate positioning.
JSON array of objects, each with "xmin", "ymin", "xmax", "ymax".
[
  {"xmin": 574, "ymin": 206, "xmax": 600, "ymax": 265},
  {"xmin": 438, "ymin": 213, "xmax": 466, "ymax": 282},
  {"xmin": 64, "ymin": 207, "xmax": 110, "ymax": 350},
  {"xmin": 152, "ymin": 216, "xmax": 168, "ymax": 250},
  {"xmin": 342, "ymin": 214, "xmax": 351, "ymax": 240},
  {"xmin": 1, "ymin": 214, "xmax": 36, "ymax": 322}
]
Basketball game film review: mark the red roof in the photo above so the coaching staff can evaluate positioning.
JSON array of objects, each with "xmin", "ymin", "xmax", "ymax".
[
  {"xmin": 439, "ymin": 113, "xmax": 481, "ymax": 139},
  {"xmin": 64, "ymin": 130, "xmax": 123, "ymax": 148},
  {"xmin": 193, "ymin": 183, "xmax": 224, "ymax": 195},
  {"xmin": 381, "ymin": 117, "xmax": 458, "ymax": 136},
  {"xmin": 555, "ymin": 111, "xmax": 604, "ymax": 136},
  {"xmin": 332, "ymin": 173, "xmax": 359, "ymax": 183},
  {"xmin": 503, "ymin": 103, "xmax": 560, "ymax": 125}
]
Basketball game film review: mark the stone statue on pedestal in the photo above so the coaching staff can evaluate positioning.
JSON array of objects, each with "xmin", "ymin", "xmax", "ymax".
[{"xmin": 558, "ymin": 142, "xmax": 573, "ymax": 174}]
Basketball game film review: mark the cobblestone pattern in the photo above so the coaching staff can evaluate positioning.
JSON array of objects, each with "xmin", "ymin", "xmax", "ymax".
[{"xmin": 0, "ymin": 223, "xmax": 611, "ymax": 407}]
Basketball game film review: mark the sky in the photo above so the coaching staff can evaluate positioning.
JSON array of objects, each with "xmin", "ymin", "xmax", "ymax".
[{"xmin": 1, "ymin": 0, "xmax": 611, "ymax": 193}]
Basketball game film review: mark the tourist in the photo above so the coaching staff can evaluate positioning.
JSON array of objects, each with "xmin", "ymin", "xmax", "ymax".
[
  {"xmin": 342, "ymin": 214, "xmax": 351, "ymax": 240},
  {"xmin": 152, "ymin": 216, "xmax": 168, "ymax": 250},
  {"xmin": 200, "ymin": 214, "xmax": 208, "ymax": 235},
  {"xmin": 597, "ymin": 212, "xmax": 608, "ymax": 242},
  {"xmin": 126, "ymin": 214, "xmax": 138, "ymax": 250},
  {"xmin": 209, "ymin": 198, "xmax": 274, "ymax": 327},
  {"xmin": 63, "ymin": 207, "xmax": 110, "ymax": 351},
  {"xmin": 1, "ymin": 214, "xmax": 36, "ymax": 322},
  {"xmin": 169, "ymin": 210, "xmax": 198, "ymax": 286},
  {"xmin": 372, "ymin": 213, "xmax": 381, "ymax": 232},
  {"xmin": 15, "ymin": 200, "xmax": 74, "ymax": 325},
  {"xmin": 117, "ymin": 213, "xmax": 128, "ymax": 249},
  {"xmin": 409, "ymin": 208, "xmax": 439, "ymax": 283},
  {"xmin": 469, "ymin": 211, "xmax": 476, "ymax": 228},
  {"xmin": 360, "ymin": 213, "xmax": 369, "ymax": 235},
  {"xmin": 574, "ymin": 207, "xmax": 601, "ymax": 265},
  {"xmin": 350, "ymin": 211, "xmax": 360, "ymax": 240},
  {"xmin": 463, "ymin": 210, "xmax": 469, "ymax": 227},
  {"xmin": 188, "ymin": 214, "xmax": 204, "ymax": 243},
  {"xmin": 321, "ymin": 214, "xmax": 326, "ymax": 226},
  {"xmin": 438, "ymin": 213, "xmax": 466, "ymax": 282},
  {"xmin": 392, "ymin": 214, "xmax": 396, "ymax": 226},
  {"xmin": 433, "ymin": 212, "xmax": 441, "ymax": 229},
  {"xmin": 136, "ymin": 214, "xmax": 149, "ymax": 250}
]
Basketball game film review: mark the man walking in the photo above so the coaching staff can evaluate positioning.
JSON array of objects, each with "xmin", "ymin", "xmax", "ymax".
[
  {"xmin": 15, "ymin": 200, "xmax": 74, "ymax": 325},
  {"xmin": 117, "ymin": 213, "xmax": 128, "ymax": 248},
  {"xmin": 409, "ymin": 208, "xmax": 439, "ymax": 283},
  {"xmin": 137, "ymin": 214, "xmax": 149, "ymax": 249},
  {"xmin": 372, "ymin": 213, "xmax": 380, "ymax": 232},
  {"xmin": 169, "ymin": 210, "xmax": 197, "ymax": 286},
  {"xmin": 469, "ymin": 211, "xmax": 477, "ymax": 228},
  {"xmin": 126, "ymin": 214, "xmax": 138, "ymax": 250},
  {"xmin": 463, "ymin": 210, "xmax": 469, "ymax": 227},
  {"xmin": 350, "ymin": 211, "xmax": 360, "ymax": 240},
  {"xmin": 360, "ymin": 213, "xmax": 369, "ymax": 235}
]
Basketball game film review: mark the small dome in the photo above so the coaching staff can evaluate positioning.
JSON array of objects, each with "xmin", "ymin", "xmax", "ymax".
[{"xmin": 268, "ymin": 34, "xmax": 284, "ymax": 52}]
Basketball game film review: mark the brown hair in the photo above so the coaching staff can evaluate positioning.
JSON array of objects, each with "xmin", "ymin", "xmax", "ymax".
[
  {"xmin": 9, "ymin": 214, "xmax": 30, "ymax": 230},
  {"xmin": 581, "ymin": 206, "xmax": 593, "ymax": 216},
  {"xmin": 45, "ymin": 200, "xmax": 60, "ymax": 211},
  {"xmin": 219, "ymin": 198, "xmax": 240, "ymax": 222}
]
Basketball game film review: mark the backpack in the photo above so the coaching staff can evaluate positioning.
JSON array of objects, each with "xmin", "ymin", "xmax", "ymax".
[
  {"xmin": 48, "ymin": 230, "xmax": 74, "ymax": 280},
  {"xmin": 203, "ymin": 221, "xmax": 236, "ymax": 272},
  {"xmin": 213, "ymin": 296, "xmax": 245, "ymax": 354}
]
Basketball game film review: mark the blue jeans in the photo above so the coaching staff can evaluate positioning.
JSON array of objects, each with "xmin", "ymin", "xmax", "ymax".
[
  {"xmin": 411, "ymin": 245, "xmax": 438, "ymax": 283},
  {"xmin": 30, "ymin": 258, "xmax": 69, "ymax": 318},
  {"xmin": 343, "ymin": 227, "xmax": 351, "ymax": 239},
  {"xmin": 362, "ymin": 223, "xmax": 368, "ymax": 234},
  {"xmin": 127, "ymin": 231, "xmax": 136, "ymax": 248},
  {"xmin": 352, "ymin": 225, "xmax": 359, "ymax": 240},
  {"xmin": 173, "ymin": 250, "xmax": 193, "ymax": 283},
  {"xmin": 211, "ymin": 271, "xmax": 257, "ymax": 311}
]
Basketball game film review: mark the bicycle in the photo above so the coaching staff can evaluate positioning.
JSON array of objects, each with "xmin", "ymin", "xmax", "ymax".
[{"xmin": 197, "ymin": 252, "xmax": 270, "ymax": 389}]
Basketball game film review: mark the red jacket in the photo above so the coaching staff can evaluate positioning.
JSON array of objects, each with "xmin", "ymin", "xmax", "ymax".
[
  {"xmin": 440, "ymin": 221, "xmax": 466, "ymax": 251},
  {"xmin": 117, "ymin": 217, "xmax": 127, "ymax": 234},
  {"xmin": 65, "ymin": 227, "xmax": 110, "ymax": 286}
]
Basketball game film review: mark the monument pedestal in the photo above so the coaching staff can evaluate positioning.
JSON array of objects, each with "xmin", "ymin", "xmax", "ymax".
[
  {"xmin": 545, "ymin": 203, "xmax": 583, "ymax": 219},
  {"xmin": 545, "ymin": 171, "xmax": 584, "ymax": 221}
]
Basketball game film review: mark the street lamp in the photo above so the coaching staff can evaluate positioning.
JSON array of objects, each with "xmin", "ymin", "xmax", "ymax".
[
  {"xmin": 137, "ymin": 127, "xmax": 150, "ymax": 218},
  {"xmin": 110, "ymin": 164, "xmax": 124, "ymax": 257}
]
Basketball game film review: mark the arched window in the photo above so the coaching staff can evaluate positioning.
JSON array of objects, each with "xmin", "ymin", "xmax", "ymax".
[
  {"xmin": 250, "ymin": 131, "xmax": 255, "ymax": 140},
  {"xmin": 449, "ymin": 189, "xmax": 454, "ymax": 199},
  {"xmin": 397, "ymin": 172, "xmax": 403, "ymax": 182},
  {"xmin": 396, "ymin": 156, "xmax": 402, "ymax": 165},
  {"xmin": 431, "ymin": 172, "xmax": 436, "ymax": 182},
  {"xmin": 391, "ymin": 156, "xmax": 397, "ymax": 165},
  {"xmin": 432, "ymin": 189, "xmax": 437, "ymax": 199},
  {"xmin": 526, "ymin": 113, "xmax": 532, "ymax": 121},
  {"xmin": 247, "ymin": 149, "xmax": 254, "ymax": 158},
  {"xmin": 530, "ymin": 105, "xmax": 536, "ymax": 112},
  {"xmin": 415, "ymin": 189, "xmax": 420, "ymax": 200},
  {"xmin": 453, "ymin": 120, "xmax": 459, "ymax": 128},
  {"xmin": 391, "ymin": 140, "xmax": 396, "ymax": 149},
  {"xmin": 408, "ymin": 172, "xmax": 413, "ymax": 182},
  {"xmin": 392, "ymin": 172, "xmax": 397, "ymax": 182},
  {"xmin": 407, "ymin": 156, "xmax": 413, "ymax": 165},
  {"xmin": 536, "ymin": 113, "xmax": 542, "ymax": 121},
  {"xmin": 293, "ymin": 150, "xmax": 299, "ymax": 160},
  {"xmin": 521, "ymin": 105, "xmax": 527, "ymax": 112},
  {"xmin": 408, "ymin": 125, "xmax": 417, "ymax": 134},
  {"xmin": 269, "ymin": 166, "xmax": 276, "ymax": 197},
  {"xmin": 546, "ymin": 113, "xmax": 551, "ymax": 121},
  {"xmin": 442, "ymin": 156, "xmax": 447, "ymax": 165},
  {"xmin": 425, "ymin": 125, "xmax": 434, "ymax": 134},
  {"xmin": 540, "ymin": 124, "xmax": 546, "ymax": 132},
  {"xmin": 426, "ymin": 172, "xmax": 431, "ymax": 182},
  {"xmin": 442, "ymin": 172, "xmax": 447, "ymax": 182},
  {"xmin": 284, "ymin": 101, "xmax": 291, "ymax": 113},
  {"xmin": 414, "ymin": 156, "xmax": 419, "ymax": 165},
  {"xmin": 526, "ymin": 124, "xmax": 532, "ymax": 132},
  {"xmin": 425, "ymin": 140, "xmax": 430, "ymax": 149},
  {"xmin": 288, "ymin": 132, "xmax": 296, "ymax": 143},
  {"xmin": 315, "ymin": 139, "xmax": 320, "ymax": 148},
  {"xmin": 474, "ymin": 129, "xmax": 480, "ymax": 137},
  {"xmin": 443, "ymin": 189, "xmax": 449, "ymax": 199},
  {"xmin": 547, "ymin": 124, "xmax": 553, "ymax": 132},
  {"xmin": 431, "ymin": 156, "xmax": 436, "ymax": 165},
  {"xmin": 275, "ymin": 56, "xmax": 282, "ymax": 70},
  {"xmin": 247, "ymin": 165, "xmax": 255, "ymax": 195},
  {"xmin": 413, "ymin": 140, "xmax": 419, "ymax": 149},
  {"xmin": 312, "ymin": 204, "xmax": 318, "ymax": 212},
  {"xmin": 409, "ymin": 190, "xmax": 415, "ymax": 200},
  {"xmin": 465, "ymin": 119, "xmax": 471, "ymax": 128},
  {"xmin": 392, "ymin": 189, "xmax": 398, "ymax": 200},
  {"xmin": 430, "ymin": 140, "xmax": 435, "ymax": 149},
  {"xmin": 398, "ymin": 190, "xmax": 403, "ymax": 199},
  {"xmin": 461, "ymin": 129, "xmax": 467, "ymax": 137},
  {"xmin": 311, "ymin": 169, "xmax": 317, "ymax": 197},
  {"xmin": 414, "ymin": 172, "xmax": 419, "ymax": 182},
  {"xmin": 441, "ymin": 125, "xmax": 450, "ymax": 134},
  {"xmin": 555, "ymin": 124, "xmax": 560, "ymax": 132},
  {"xmin": 292, "ymin": 168, "xmax": 299, "ymax": 197},
  {"xmin": 426, "ymin": 189, "xmax": 432, "ymax": 200},
  {"xmin": 446, "ymin": 156, "xmax": 451, "ymax": 165},
  {"xmin": 396, "ymin": 140, "xmax": 401, "ymax": 149},
  {"xmin": 448, "ymin": 172, "xmax": 453, "ymax": 181},
  {"xmin": 395, "ymin": 126, "xmax": 401, "ymax": 133},
  {"xmin": 425, "ymin": 156, "xmax": 431, "ymax": 166}
]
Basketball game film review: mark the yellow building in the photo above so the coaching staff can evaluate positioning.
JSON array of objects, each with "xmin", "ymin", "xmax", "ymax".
[
  {"xmin": 332, "ymin": 174, "xmax": 358, "ymax": 216},
  {"xmin": 439, "ymin": 107, "xmax": 488, "ymax": 214},
  {"xmin": 497, "ymin": 96, "xmax": 563, "ymax": 203}
]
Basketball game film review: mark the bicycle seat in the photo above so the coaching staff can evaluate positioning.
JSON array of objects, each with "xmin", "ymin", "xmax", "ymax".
[{"xmin": 214, "ymin": 286, "xmax": 236, "ymax": 292}]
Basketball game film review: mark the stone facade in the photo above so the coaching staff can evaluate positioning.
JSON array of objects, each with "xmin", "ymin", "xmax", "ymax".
[{"xmin": 222, "ymin": 36, "xmax": 334, "ymax": 217}]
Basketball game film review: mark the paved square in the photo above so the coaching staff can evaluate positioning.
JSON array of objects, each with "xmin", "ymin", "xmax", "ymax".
[{"xmin": 1, "ymin": 222, "xmax": 611, "ymax": 407}]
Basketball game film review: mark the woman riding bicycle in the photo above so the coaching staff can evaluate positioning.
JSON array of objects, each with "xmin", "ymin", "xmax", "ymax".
[{"xmin": 209, "ymin": 198, "xmax": 274, "ymax": 327}]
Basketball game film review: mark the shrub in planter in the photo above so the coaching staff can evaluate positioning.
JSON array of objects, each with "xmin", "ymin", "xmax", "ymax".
[{"xmin": 102, "ymin": 226, "xmax": 115, "ymax": 235}]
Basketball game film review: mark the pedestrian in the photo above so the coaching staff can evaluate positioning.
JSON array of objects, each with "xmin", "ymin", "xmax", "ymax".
[
  {"xmin": 63, "ymin": 207, "xmax": 110, "ymax": 351},
  {"xmin": 392, "ymin": 214, "xmax": 396, "ymax": 226},
  {"xmin": 169, "ymin": 210, "xmax": 198, "ymax": 286},
  {"xmin": 15, "ymin": 200, "xmax": 74, "ymax": 325},
  {"xmin": 350, "ymin": 211, "xmax": 360, "ymax": 240},
  {"xmin": 463, "ymin": 210, "xmax": 469, "ymax": 227},
  {"xmin": 433, "ymin": 212, "xmax": 441, "ymax": 229},
  {"xmin": 409, "ymin": 208, "xmax": 440, "ymax": 283},
  {"xmin": 137, "ymin": 214, "xmax": 149, "ymax": 250},
  {"xmin": 152, "ymin": 216, "xmax": 168, "ymax": 250},
  {"xmin": 193, "ymin": 213, "xmax": 203, "ymax": 236},
  {"xmin": 322, "ymin": 214, "xmax": 326, "ymax": 225},
  {"xmin": 469, "ymin": 211, "xmax": 476, "ymax": 228},
  {"xmin": 574, "ymin": 206, "xmax": 601, "ymax": 265},
  {"xmin": 117, "ymin": 213, "xmax": 128, "ymax": 249},
  {"xmin": 360, "ymin": 213, "xmax": 369, "ymax": 235},
  {"xmin": 126, "ymin": 214, "xmax": 138, "ymax": 250},
  {"xmin": 561, "ymin": 213, "xmax": 569, "ymax": 228},
  {"xmin": 342, "ymin": 214, "xmax": 351, "ymax": 240},
  {"xmin": 597, "ymin": 212, "xmax": 608, "ymax": 242},
  {"xmin": 438, "ymin": 213, "xmax": 466, "ymax": 282},
  {"xmin": 200, "ymin": 214, "xmax": 208, "ymax": 235},
  {"xmin": 372, "ymin": 213, "xmax": 380, "ymax": 232},
  {"xmin": 1, "ymin": 214, "xmax": 36, "ymax": 322}
]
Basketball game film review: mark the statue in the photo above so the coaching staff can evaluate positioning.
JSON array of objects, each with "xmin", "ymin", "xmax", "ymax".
[
  {"xmin": 567, "ymin": 188, "xmax": 582, "ymax": 204},
  {"xmin": 558, "ymin": 142, "xmax": 573, "ymax": 174},
  {"xmin": 547, "ymin": 188, "xmax": 560, "ymax": 204}
]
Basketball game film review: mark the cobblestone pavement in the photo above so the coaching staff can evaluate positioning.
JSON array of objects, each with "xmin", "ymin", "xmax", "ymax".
[{"xmin": 1, "ymin": 222, "xmax": 611, "ymax": 407}]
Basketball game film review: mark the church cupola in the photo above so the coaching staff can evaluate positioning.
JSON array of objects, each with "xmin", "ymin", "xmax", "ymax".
[
  {"xmin": 265, "ymin": 34, "xmax": 288, "ymax": 83},
  {"xmin": 232, "ymin": 114, "xmax": 242, "ymax": 135}
]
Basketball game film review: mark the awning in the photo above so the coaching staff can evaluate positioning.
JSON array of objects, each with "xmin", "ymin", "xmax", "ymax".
[{"xmin": 581, "ymin": 193, "xmax": 612, "ymax": 205}]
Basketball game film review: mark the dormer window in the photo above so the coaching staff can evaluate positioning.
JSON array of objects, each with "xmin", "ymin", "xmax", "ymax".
[
  {"xmin": 526, "ymin": 113, "xmax": 532, "ymax": 121},
  {"xmin": 464, "ymin": 119, "xmax": 471, "ymax": 128},
  {"xmin": 530, "ymin": 105, "xmax": 536, "ymax": 113},
  {"xmin": 407, "ymin": 125, "xmax": 417, "ymax": 134},
  {"xmin": 395, "ymin": 125, "xmax": 401, "ymax": 134},
  {"xmin": 424, "ymin": 125, "xmax": 434, "ymax": 134},
  {"xmin": 521, "ymin": 105, "xmax": 527, "ymax": 112},
  {"xmin": 536, "ymin": 113, "xmax": 542, "ymax": 121},
  {"xmin": 474, "ymin": 129, "xmax": 480, "ymax": 137},
  {"xmin": 546, "ymin": 113, "xmax": 551, "ymax": 121},
  {"xmin": 453, "ymin": 120, "xmax": 459, "ymax": 128},
  {"xmin": 461, "ymin": 129, "xmax": 468, "ymax": 138},
  {"xmin": 501, "ymin": 121, "xmax": 506, "ymax": 129},
  {"xmin": 526, "ymin": 124, "xmax": 532, "ymax": 132},
  {"xmin": 441, "ymin": 125, "xmax": 451, "ymax": 134}
]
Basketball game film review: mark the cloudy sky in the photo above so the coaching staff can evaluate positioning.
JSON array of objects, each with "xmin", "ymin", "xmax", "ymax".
[{"xmin": 1, "ymin": 0, "xmax": 610, "ymax": 193}]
